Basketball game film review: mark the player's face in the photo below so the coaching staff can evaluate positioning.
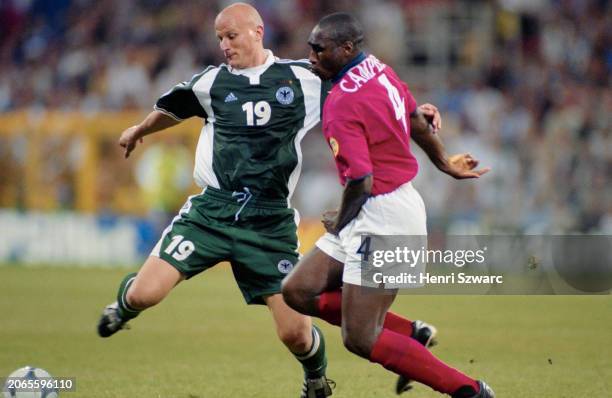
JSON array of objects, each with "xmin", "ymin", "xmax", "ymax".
[
  {"xmin": 308, "ymin": 27, "xmax": 345, "ymax": 80},
  {"xmin": 215, "ymin": 15, "xmax": 263, "ymax": 69}
]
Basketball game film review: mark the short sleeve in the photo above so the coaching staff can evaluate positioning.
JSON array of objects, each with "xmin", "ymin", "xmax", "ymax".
[
  {"xmin": 154, "ymin": 68, "xmax": 212, "ymax": 120},
  {"xmin": 327, "ymin": 118, "xmax": 373, "ymax": 181}
]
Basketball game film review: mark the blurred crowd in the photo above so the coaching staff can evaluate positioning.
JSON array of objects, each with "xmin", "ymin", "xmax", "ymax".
[{"xmin": 0, "ymin": 0, "xmax": 610, "ymax": 233}]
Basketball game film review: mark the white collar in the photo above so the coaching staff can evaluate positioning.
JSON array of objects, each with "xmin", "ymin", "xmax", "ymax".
[{"xmin": 226, "ymin": 50, "xmax": 275, "ymax": 85}]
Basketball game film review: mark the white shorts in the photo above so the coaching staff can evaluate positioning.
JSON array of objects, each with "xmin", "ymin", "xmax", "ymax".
[{"xmin": 316, "ymin": 182, "xmax": 427, "ymax": 286}]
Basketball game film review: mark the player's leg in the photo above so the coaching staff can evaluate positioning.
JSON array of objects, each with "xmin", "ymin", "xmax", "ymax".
[
  {"xmin": 98, "ymin": 192, "xmax": 229, "ymax": 338},
  {"xmin": 341, "ymin": 282, "xmax": 490, "ymax": 397},
  {"xmin": 282, "ymin": 243, "xmax": 439, "ymax": 394},
  {"xmin": 265, "ymin": 293, "xmax": 315, "ymax": 356},
  {"xmin": 125, "ymin": 256, "xmax": 184, "ymax": 309},
  {"xmin": 282, "ymin": 244, "xmax": 433, "ymax": 342},
  {"xmin": 97, "ymin": 256, "xmax": 184, "ymax": 337},
  {"xmin": 264, "ymin": 294, "xmax": 333, "ymax": 397},
  {"xmin": 281, "ymin": 247, "xmax": 344, "ymax": 317},
  {"xmin": 228, "ymin": 198, "xmax": 333, "ymax": 397}
]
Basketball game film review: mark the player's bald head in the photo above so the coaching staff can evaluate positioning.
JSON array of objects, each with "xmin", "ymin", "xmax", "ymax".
[
  {"xmin": 215, "ymin": 2, "xmax": 264, "ymax": 30},
  {"xmin": 215, "ymin": 2, "xmax": 267, "ymax": 69},
  {"xmin": 315, "ymin": 12, "xmax": 364, "ymax": 51}
]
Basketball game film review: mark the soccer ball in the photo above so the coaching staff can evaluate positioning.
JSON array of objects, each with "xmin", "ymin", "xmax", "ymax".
[{"xmin": 2, "ymin": 366, "xmax": 59, "ymax": 398}]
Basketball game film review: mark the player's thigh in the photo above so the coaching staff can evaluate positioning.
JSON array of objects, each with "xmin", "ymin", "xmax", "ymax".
[
  {"xmin": 129, "ymin": 256, "xmax": 184, "ymax": 304},
  {"xmin": 152, "ymin": 194, "xmax": 233, "ymax": 279},
  {"xmin": 283, "ymin": 247, "xmax": 344, "ymax": 296},
  {"xmin": 229, "ymin": 245, "xmax": 299, "ymax": 305},
  {"xmin": 229, "ymin": 207, "xmax": 301, "ymax": 304}
]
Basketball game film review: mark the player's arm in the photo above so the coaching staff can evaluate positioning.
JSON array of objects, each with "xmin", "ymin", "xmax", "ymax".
[
  {"xmin": 119, "ymin": 69, "xmax": 211, "ymax": 158},
  {"xmin": 324, "ymin": 175, "xmax": 373, "ymax": 235},
  {"xmin": 410, "ymin": 108, "xmax": 490, "ymax": 179},
  {"xmin": 118, "ymin": 111, "xmax": 180, "ymax": 158},
  {"xmin": 322, "ymin": 116, "xmax": 373, "ymax": 235}
]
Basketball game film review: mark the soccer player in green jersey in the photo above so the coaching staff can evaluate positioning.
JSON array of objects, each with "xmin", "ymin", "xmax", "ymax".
[{"xmin": 97, "ymin": 4, "xmax": 332, "ymax": 397}]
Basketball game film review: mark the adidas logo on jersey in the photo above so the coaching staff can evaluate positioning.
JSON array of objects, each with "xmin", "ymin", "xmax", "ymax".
[{"xmin": 224, "ymin": 92, "xmax": 238, "ymax": 102}]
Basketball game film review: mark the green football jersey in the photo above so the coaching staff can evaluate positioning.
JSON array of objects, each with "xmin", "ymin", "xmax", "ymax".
[{"xmin": 154, "ymin": 51, "xmax": 328, "ymax": 201}]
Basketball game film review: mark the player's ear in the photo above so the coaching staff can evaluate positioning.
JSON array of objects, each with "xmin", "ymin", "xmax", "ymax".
[
  {"xmin": 341, "ymin": 41, "xmax": 354, "ymax": 55},
  {"xmin": 255, "ymin": 25, "xmax": 264, "ymax": 42}
]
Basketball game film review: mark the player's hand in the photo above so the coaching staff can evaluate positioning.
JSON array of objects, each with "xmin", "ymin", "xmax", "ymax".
[
  {"xmin": 418, "ymin": 103, "xmax": 441, "ymax": 133},
  {"xmin": 118, "ymin": 125, "xmax": 144, "ymax": 158},
  {"xmin": 321, "ymin": 210, "xmax": 338, "ymax": 234},
  {"xmin": 444, "ymin": 153, "xmax": 491, "ymax": 179}
]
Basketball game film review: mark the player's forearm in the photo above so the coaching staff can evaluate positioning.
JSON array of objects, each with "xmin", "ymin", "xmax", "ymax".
[
  {"xmin": 411, "ymin": 127, "xmax": 451, "ymax": 171},
  {"xmin": 135, "ymin": 110, "xmax": 181, "ymax": 138},
  {"xmin": 410, "ymin": 110, "xmax": 451, "ymax": 173},
  {"xmin": 333, "ymin": 175, "xmax": 373, "ymax": 234}
]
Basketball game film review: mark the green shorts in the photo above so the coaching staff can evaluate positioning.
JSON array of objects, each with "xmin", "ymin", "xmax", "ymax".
[{"xmin": 151, "ymin": 187, "xmax": 299, "ymax": 304}]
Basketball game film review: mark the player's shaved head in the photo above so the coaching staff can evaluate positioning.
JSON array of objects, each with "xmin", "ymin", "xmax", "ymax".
[
  {"xmin": 214, "ymin": 2, "xmax": 267, "ymax": 69},
  {"xmin": 215, "ymin": 2, "xmax": 264, "ymax": 30},
  {"xmin": 316, "ymin": 12, "xmax": 364, "ymax": 50}
]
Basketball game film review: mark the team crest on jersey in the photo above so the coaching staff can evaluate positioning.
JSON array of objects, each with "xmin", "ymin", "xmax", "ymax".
[
  {"xmin": 276, "ymin": 86, "xmax": 294, "ymax": 105},
  {"xmin": 329, "ymin": 137, "xmax": 339, "ymax": 157},
  {"xmin": 277, "ymin": 259, "xmax": 294, "ymax": 274}
]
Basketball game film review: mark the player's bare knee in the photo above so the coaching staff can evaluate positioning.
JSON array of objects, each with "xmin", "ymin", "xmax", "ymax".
[
  {"xmin": 281, "ymin": 277, "xmax": 303, "ymax": 311},
  {"xmin": 125, "ymin": 286, "xmax": 161, "ymax": 309},
  {"xmin": 277, "ymin": 323, "xmax": 311, "ymax": 353}
]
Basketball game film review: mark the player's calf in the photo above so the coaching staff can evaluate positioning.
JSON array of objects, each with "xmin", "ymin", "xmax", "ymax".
[
  {"xmin": 396, "ymin": 320, "xmax": 438, "ymax": 394},
  {"xmin": 97, "ymin": 273, "xmax": 141, "ymax": 338}
]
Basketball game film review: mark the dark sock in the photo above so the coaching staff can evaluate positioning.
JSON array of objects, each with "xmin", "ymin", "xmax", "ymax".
[
  {"xmin": 116, "ymin": 272, "xmax": 141, "ymax": 321},
  {"xmin": 294, "ymin": 325, "xmax": 327, "ymax": 378}
]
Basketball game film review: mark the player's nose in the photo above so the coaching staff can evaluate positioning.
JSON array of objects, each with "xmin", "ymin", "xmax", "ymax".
[
  {"xmin": 308, "ymin": 50, "xmax": 318, "ymax": 65},
  {"xmin": 219, "ymin": 37, "xmax": 230, "ymax": 51}
]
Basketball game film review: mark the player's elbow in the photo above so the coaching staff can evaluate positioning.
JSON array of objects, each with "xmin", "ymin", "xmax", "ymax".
[{"xmin": 346, "ymin": 174, "xmax": 373, "ymax": 195}]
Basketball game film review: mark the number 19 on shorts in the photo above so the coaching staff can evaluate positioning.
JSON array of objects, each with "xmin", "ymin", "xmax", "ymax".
[{"xmin": 164, "ymin": 235, "xmax": 195, "ymax": 261}]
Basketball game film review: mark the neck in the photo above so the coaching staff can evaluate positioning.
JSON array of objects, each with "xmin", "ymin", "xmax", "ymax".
[
  {"xmin": 332, "ymin": 51, "xmax": 366, "ymax": 83},
  {"xmin": 244, "ymin": 48, "xmax": 268, "ymax": 69}
]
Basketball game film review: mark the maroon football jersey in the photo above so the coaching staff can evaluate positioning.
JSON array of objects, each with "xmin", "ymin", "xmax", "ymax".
[{"xmin": 323, "ymin": 53, "xmax": 419, "ymax": 196}]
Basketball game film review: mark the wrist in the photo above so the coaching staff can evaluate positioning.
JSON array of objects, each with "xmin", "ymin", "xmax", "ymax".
[
  {"xmin": 134, "ymin": 124, "xmax": 149, "ymax": 139},
  {"xmin": 435, "ymin": 157, "xmax": 450, "ymax": 172}
]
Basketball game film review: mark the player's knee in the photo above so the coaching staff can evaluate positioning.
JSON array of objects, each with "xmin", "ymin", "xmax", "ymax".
[
  {"xmin": 277, "ymin": 323, "xmax": 311, "ymax": 353},
  {"xmin": 281, "ymin": 277, "xmax": 304, "ymax": 312},
  {"xmin": 125, "ymin": 284, "xmax": 162, "ymax": 310},
  {"xmin": 342, "ymin": 328, "xmax": 374, "ymax": 358}
]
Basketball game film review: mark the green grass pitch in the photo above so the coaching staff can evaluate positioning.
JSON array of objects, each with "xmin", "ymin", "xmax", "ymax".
[{"xmin": 1, "ymin": 265, "xmax": 610, "ymax": 397}]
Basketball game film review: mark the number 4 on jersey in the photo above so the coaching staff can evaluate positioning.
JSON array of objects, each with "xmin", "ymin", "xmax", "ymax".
[{"xmin": 377, "ymin": 74, "xmax": 408, "ymax": 134}]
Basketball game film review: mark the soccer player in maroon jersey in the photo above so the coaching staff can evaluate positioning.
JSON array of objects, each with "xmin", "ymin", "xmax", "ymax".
[{"xmin": 282, "ymin": 13, "xmax": 495, "ymax": 398}]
